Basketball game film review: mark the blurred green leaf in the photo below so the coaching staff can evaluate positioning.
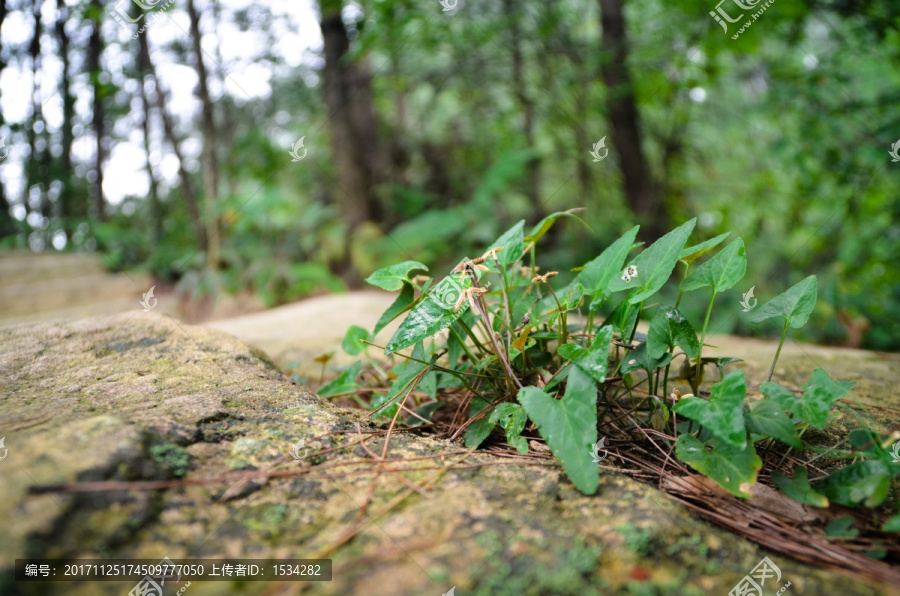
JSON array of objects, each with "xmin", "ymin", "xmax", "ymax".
[
  {"xmin": 341, "ymin": 325, "xmax": 370, "ymax": 356},
  {"xmin": 317, "ymin": 362, "xmax": 362, "ymax": 398},
  {"xmin": 675, "ymin": 434, "xmax": 761, "ymax": 498},
  {"xmin": 761, "ymin": 368, "xmax": 853, "ymax": 429},
  {"xmin": 772, "ymin": 467, "xmax": 828, "ymax": 507},
  {"xmin": 365, "ymin": 261, "xmax": 428, "ymax": 291},
  {"xmin": 679, "ymin": 232, "xmax": 731, "ymax": 264}
]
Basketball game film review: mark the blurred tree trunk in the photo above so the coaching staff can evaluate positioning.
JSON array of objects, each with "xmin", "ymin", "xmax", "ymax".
[
  {"xmin": 597, "ymin": 0, "xmax": 664, "ymax": 240},
  {"xmin": 135, "ymin": 38, "xmax": 163, "ymax": 246},
  {"xmin": 187, "ymin": 0, "xmax": 220, "ymax": 270},
  {"xmin": 319, "ymin": 0, "xmax": 383, "ymax": 236},
  {"xmin": 26, "ymin": 0, "xmax": 43, "ymax": 226},
  {"xmin": 87, "ymin": 0, "xmax": 106, "ymax": 221},
  {"xmin": 55, "ymin": 0, "xmax": 75, "ymax": 241},
  {"xmin": 0, "ymin": 0, "xmax": 14, "ymax": 238},
  {"xmin": 502, "ymin": 0, "xmax": 542, "ymax": 216},
  {"xmin": 140, "ymin": 32, "xmax": 206, "ymax": 249}
]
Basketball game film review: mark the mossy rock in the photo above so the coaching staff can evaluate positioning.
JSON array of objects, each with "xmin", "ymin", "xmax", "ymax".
[{"xmin": 0, "ymin": 314, "xmax": 896, "ymax": 595}]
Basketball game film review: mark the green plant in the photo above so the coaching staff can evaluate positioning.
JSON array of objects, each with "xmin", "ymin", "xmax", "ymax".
[
  {"xmin": 149, "ymin": 443, "xmax": 190, "ymax": 478},
  {"xmin": 331, "ymin": 214, "xmax": 900, "ymax": 531}
]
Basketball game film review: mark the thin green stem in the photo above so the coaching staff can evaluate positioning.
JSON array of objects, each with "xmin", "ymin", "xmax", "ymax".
[
  {"xmin": 693, "ymin": 290, "xmax": 718, "ymax": 393},
  {"xmin": 767, "ymin": 318, "xmax": 790, "ymax": 382}
]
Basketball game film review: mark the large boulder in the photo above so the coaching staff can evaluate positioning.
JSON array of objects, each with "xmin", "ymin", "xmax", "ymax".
[{"xmin": 0, "ymin": 313, "xmax": 897, "ymax": 595}]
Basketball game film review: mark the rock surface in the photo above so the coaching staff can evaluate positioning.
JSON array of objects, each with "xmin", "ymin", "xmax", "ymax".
[{"xmin": 1, "ymin": 313, "xmax": 898, "ymax": 596}]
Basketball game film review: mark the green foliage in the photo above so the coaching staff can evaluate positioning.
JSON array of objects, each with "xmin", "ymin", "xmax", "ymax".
[
  {"xmin": 761, "ymin": 368, "xmax": 853, "ymax": 430},
  {"xmin": 750, "ymin": 275, "xmax": 818, "ymax": 329},
  {"xmin": 364, "ymin": 261, "xmax": 429, "ymax": 291},
  {"xmin": 149, "ymin": 443, "xmax": 190, "ymax": 478},
  {"xmin": 674, "ymin": 434, "xmax": 762, "ymax": 499},
  {"xmin": 337, "ymin": 215, "xmax": 894, "ymax": 528},
  {"xmin": 771, "ymin": 467, "xmax": 828, "ymax": 507},
  {"xmin": 519, "ymin": 367, "xmax": 599, "ymax": 494},
  {"xmin": 608, "ymin": 219, "xmax": 696, "ymax": 303},
  {"xmin": 672, "ymin": 370, "xmax": 748, "ymax": 449}
]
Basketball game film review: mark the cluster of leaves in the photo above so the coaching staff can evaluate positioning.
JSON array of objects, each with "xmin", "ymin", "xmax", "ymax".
[{"xmin": 328, "ymin": 214, "xmax": 900, "ymax": 532}]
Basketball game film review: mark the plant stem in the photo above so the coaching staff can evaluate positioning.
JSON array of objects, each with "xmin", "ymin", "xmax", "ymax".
[
  {"xmin": 693, "ymin": 290, "xmax": 718, "ymax": 393},
  {"xmin": 767, "ymin": 318, "xmax": 790, "ymax": 382},
  {"xmin": 674, "ymin": 263, "xmax": 689, "ymax": 309},
  {"xmin": 628, "ymin": 300, "xmax": 644, "ymax": 344}
]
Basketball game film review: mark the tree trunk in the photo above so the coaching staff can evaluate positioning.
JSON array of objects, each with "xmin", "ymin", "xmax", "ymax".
[
  {"xmin": 56, "ymin": 0, "xmax": 75, "ymax": 241},
  {"xmin": 140, "ymin": 31, "xmax": 206, "ymax": 248},
  {"xmin": 502, "ymin": 0, "xmax": 542, "ymax": 216},
  {"xmin": 187, "ymin": 0, "xmax": 220, "ymax": 270},
  {"xmin": 135, "ymin": 36, "xmax": 163, "ymax": 246},
  {"xmin": 87, "ymin": 0, "xmax": 106, "ymax": 221},
  {"xmin": 319, "ymin": 0, "xmax": 382, "ymax": 234},
  {"xmin": 597, "ymin": 0, "xmax": 664, "ymax": 240},
  {"xmin": 0, "ymin": 0, "xmax": 14, "ymax": 239}
]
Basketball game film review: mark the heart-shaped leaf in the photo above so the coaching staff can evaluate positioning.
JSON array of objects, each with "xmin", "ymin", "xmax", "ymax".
[
  {"xmin": 745, "ymin": 399, "xmax": 804, "ymax": 448},
  {"xmin": 679, "ymin": 232, "xmax": 731, "ymax": 264},
  {"xmin": 557, "ymin": 325, "xmax": 614, "ymax": 383},
  {"xmin": 365, "ymin": 261, "xmax": 428, "ymax": 291},
  {"xmin": 772, "ymin": 466, "xmax": 828, "ymax": 507},
  {"xmin": 680, "ymin": 238, "xmax": 747, "ymax": 293},
  {"xmin": 761, "ymin": 368, "xmax": 853, "ymax": 430},
  {"xmin": 647, "ymin": 307, "xmax": 700, "ymax": 360},
  {"xmin": 672, "ymin": 370, "xmax": 748, "ymax": 449},
  {"xmin": 490, "ymin": 403, "xmax": 529, "ymax": 454},
  {"xmin": 519, "ymin": 366, "xmax": 599, "ymax": 494},
  {"xmin": 675, "ymin": 434, "xmax": 762, "ymax": 498},
  {"xmin": 608, "ymin": 219, "xmax": 696, "ymax": 304},
  {"xmin": 750, "ymin": 275, "xmax": 818, "ymax": 328}
]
